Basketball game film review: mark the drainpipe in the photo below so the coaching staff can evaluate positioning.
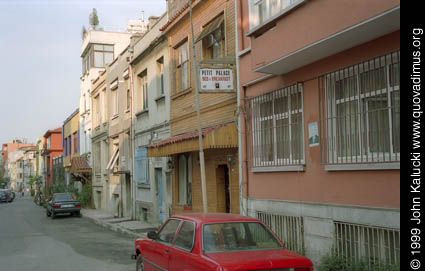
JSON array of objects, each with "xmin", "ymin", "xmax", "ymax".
[
  {"xmin": 129, "ymin": 55, "xmax": 136, "ymax": 220},
  {"xmin": 235, "ymin": 0, "xmax": 248, "ymax": 216}
]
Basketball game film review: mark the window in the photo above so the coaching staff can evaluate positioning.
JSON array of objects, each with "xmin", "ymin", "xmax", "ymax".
[
  {"xmin": 158, "ymin": 219, "xmax": 181, "ymax": 244},
  {"xmin": 94, "ymin": 94, "xmax": 101, "ymax": 127},
  {"xmin": 174, "ymin": 221, "xmax": 195, "ymax": 251},
  {"xmin": 175, "ymin": 41, "xmax": 189, "ymax": 94},
  {"xmin": 334, "ymin": 222, "xmax": 400, "ymax": 267},
  {"xmin": 141, "ymin": 72, "xmax": 148, "ymax": 110},
  {"xmin": 157, "ymin": 57, "xmax": 165, "ymax": 96},
  {"xmin": 111, "ymin": 88, "xmax": 118, "ymax": 117},
  {"xmin": 202, "ymin": 222, "xmax": 282, "ymax": 252},
  {"xmin": 73, "ymin": 132, "xmax": 78, "ymax": 153},
  {"xmin": 134, "ymin": 146, "xmax": 148, "ymax": 184},
  {"xmin": 126, "ymin": 89, "xmax": 131, "ymax": 111},
  {"xmin": 250, "ymin": 0, "xmax": 300, "ymax": 28},
  {"xmin": 94, "ymin": 142, "xmax": 101, "ymax": 175},
  {"xmin": 178, "ymin": 154, "xmax": 192, "ymax": 205},
  {"xmin": 201, "ymin": 17, "xmax": 225, "ymax": 60},
  {"xmin": 93, "ymin": 44, "xmax": 114, "ymax": 68},
  {"xmin": 250, "ymin": 83, "xmax": 304, "ymax": 167},
  {"xmin": 82, "ymin": 52, "xmax": 90, "ymax": 74},
  {"xmin": 319, "ymin": 51, "xmax": 400, "ymax": 165}
]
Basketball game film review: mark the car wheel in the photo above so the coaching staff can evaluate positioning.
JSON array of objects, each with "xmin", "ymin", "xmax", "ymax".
[
  {"xmin": 51, "ymin": 212, "xmax": 56, "ymax": 219},
  {"xmin": 136, "ymin": 255, "xmax": 144, "ymax": 271},
  {"xmin": 46, "ymin": 210, "xmax": 51, "ymax": 217}
]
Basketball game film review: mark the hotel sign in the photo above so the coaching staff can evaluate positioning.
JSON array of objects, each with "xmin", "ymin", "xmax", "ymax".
[{"xmin": 200, "ymin": 67, "xmax": 234, "ymax": 91}]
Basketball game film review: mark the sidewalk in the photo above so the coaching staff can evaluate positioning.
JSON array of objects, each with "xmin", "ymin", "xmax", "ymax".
[{"xmin": 81, "ymin": 208, "xmax": 160, "ymax": 239}]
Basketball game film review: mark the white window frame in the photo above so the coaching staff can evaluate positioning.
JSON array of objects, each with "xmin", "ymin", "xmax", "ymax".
[
  {"xmin": 251, "ymin": 83, "xmax": 305, "ymax": 168},
  {"xmin": 324, "ymin": 52, "xmax": 400, "ymax": 165}
]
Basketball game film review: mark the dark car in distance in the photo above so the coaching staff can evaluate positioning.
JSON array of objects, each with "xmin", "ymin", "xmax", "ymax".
[
  {"xmin": 46, "ymin": 193, "xmax": 82, "ymax": 219},
  {"xmin": 0, "ymin": 189, "xmax": 14, "ymax": 203},
  {"xmin": 0, "ymin": 190, "xmax": 7, "ymax": 203}
]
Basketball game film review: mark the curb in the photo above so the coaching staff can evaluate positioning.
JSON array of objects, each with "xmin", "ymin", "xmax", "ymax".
[{"xmin": 82, "ymin": 214, "xmax": 145, "ymax": 239}]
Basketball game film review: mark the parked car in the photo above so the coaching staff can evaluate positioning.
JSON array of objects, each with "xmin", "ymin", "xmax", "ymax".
[
  {"xmin": 132, "ymin": 213, "xmax": 313, "ymax": 271},
  {"xmin": 0, "ymin": 189, "xmax": 13, "ymax": 203},
  {"xmin": 46, "ymin": 192, "xmax": 81, "ymax": 219},
  {"xmin": 0, "ymin": 190, "xmax": 7, "ymax": 203}
]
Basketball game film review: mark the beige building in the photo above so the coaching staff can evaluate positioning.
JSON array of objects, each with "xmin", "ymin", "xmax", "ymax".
[{"xmin": 130, "ymin": 14, "xmax": 172, "ymax": 223}]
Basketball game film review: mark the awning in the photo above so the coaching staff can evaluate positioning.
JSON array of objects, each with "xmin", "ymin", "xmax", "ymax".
[
  {"xmin": 106, "ymin": 148, "xmax": 119, "ymax": 170},
  {"xmin": 70, "ymin": 157, "xmax": 91, "ymax": 174},
  {"xmin": 195, "ymin": 15, "xmax": 224, "ymax": 43},
  {"xmin": 147, "ymin": 122, "xmax": 238, "ymax": 157}
]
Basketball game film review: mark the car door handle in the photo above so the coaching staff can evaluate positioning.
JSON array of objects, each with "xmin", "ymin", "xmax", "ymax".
[{"xmin": 165, "ymin": 248, "xmax": 169, "ymax": 253}]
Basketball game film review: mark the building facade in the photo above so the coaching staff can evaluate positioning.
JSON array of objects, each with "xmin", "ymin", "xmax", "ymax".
[
  {"xmin": 42, "ymin": 128, "xmax": 63, "ymax": 195},
  {"xmin": 131, "ymin": 14, "xmax": 172, "ymax": 223},
  {"xmin": 147, "ymin": 0, "xmax": 240, "ymax": 216},
  {"xmin": 237, "ymin": 0, "xmax": 400, "ymax": 267},
  {"xmin": 91, "ymin": 69, "xmax": 110, "ymax": 211},
  {"xmin": 79, "ymin": 28, "xmax": 135, "ymax": 171}
]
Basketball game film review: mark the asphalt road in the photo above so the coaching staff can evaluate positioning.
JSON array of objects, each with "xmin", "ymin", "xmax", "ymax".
[{"xmin": 0, "ymin": 196, "xmax": 135, "ymax": 271}]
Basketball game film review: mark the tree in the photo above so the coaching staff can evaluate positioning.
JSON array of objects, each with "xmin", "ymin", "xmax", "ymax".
[{"xmin": 89, "ymin": 8, "xmax": 99, "ymax": 30}]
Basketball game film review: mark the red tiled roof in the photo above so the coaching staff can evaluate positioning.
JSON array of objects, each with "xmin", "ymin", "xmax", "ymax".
[{"xmin": 148, "ymin": 123, "xmax": 228, "ymax": 148}]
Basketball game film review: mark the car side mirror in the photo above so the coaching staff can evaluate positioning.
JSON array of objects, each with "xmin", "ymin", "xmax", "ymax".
[{"xmin": 147, "ymin": 231, "xmax": 158, "ymax": 240}]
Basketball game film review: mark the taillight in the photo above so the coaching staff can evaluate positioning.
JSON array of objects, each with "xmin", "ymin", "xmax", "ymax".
[
  {"xmin": 75, "ymin": 203, "xmax": 81, "ymax": 207},
  {"xmin": 53, "ymin": 204, "xmax": 61, "ymax": 209},
  {"xmin": 294, "ymin": 267, "xmax": 313, "ymax": 271}
]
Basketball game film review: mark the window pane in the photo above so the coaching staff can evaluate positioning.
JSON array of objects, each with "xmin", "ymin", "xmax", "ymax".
[
  {"xmin": 366, "ymin": 94, "xmax": 390, "ymax": 153},
  {"xmin": 391, "ymin": 91, "xmax": 400, "ymax": 152},
  {"xmin": 104, "ymin": 52, "xmax": 113, "ymax": 65},
  {"xmin": 261, "ymin": 119, "xmax": 274, "ymax": 162},
  {"xmin": 291, "ymin": 113, "xmax": 303, "ymax": 160},
  {"xmin": 158, "ymin": 219, "xmax": 181, "ymax": 244},
  {"xmin": 276, "ymin": 118, "xmax": 289, "ymax": 159},
  {"xmin": 93, "ymin": 44, "xmax": 103, "ymax": 50},
  {"xmin": 360, "ymin": 66, "xmax": 386, "ymax": 94},
  {"xmin": 94, "ymin": 52, "xmax": 104, "ymax": 67},
  {"xmin": 335, "ymin": 75, "xmax": 357, "ymax": 100},
  {"xmin": 337, "ymin": 100, "xmax": 359, "ymax": 158},
  {"xmin": 203, "ymin": 222, "xmax": 281, "ymax": 252},
  {"xmin": 174, "ymin": 221, "xmax": 195, "ymax": 250},
  {"xmin": 182, "ymin": 62, "xmax": 188, "ymax": 90},
  {"xmin": 104, "ymin": 45, "xmax": 114, "ymax": 52}
]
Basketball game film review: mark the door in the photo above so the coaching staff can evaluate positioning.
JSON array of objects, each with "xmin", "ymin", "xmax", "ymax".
[
  {"xmin": 155, "ymin": 168, "xmax": 164, "ymax": 223},
  {"xmin": 143, "ymin": 219, "xmax": 181, "ymax": 271},
  {"xmin": 216, "ymin": 165, "xmax": 230, "ymax": 213},
  {"xmin": 125, "ymin": 173, "xmax": 131, "ymax": 217}
]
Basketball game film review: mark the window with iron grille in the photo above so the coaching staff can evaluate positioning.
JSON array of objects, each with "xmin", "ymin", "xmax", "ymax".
[
  {"xmin": 256, "ymin": 211, "xmax": 305, "ymax": 255},
  {"xmin": 319, "ymin": 51, "xmax": 400, "ymax": 165},
  {"xmin": 334, "ymin": 222, "xmax": 400, "ymax": 268},
  {"xmin": 250, "ymin": 83, "xmax": 304, "ymax": 167}
]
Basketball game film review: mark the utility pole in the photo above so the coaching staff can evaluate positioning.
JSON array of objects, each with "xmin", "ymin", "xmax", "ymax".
[{"xmin": 189, "ymin": 0, "xmax": 208, "ymax": 213}]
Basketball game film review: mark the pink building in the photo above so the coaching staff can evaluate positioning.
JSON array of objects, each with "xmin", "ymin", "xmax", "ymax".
[{"xmin": 237, "ymin": 0, "xmax": 400, "ymax": 267}]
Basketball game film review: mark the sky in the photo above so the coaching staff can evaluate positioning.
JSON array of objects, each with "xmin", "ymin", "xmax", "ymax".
[{"xmin": 0, "ymin": 0, "xmax": 166, "ymax": 145}]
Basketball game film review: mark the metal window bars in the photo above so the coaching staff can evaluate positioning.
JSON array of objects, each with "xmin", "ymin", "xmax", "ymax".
[
  {"xmin": 246, "ymin": 83, "xmax": 304, "ymax": 168},
  {"xmin": 319, "ymin": 50, "xmax": 400, "ymax": 165},
  {"xmin": 256, "ymin": 211, "xmax": 305, "ymax": 255},
  {"xmin": 334, "ymin": 221, "xmax": 400, "ymax": 268}
]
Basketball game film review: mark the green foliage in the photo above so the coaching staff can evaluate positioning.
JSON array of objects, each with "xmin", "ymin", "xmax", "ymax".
[
  {"xmin": 79, "ymin": 183, "xmax": 92, "ymax": 208},
  {"xmin": 318, "ymin": 254, "xmax": 400, "ymax": 271},
  {"xmin": 89, "ymin": 8, "xmax": 99, "ymax": 29},
  {"xmin": 30, "ymin": 189, "xmax": 35, "ymax": 196}
]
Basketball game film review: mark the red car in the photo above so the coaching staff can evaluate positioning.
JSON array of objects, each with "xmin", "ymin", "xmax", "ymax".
[{"xmin": 132, "ymin": 213, "xmax": 313, "ymax": 271}]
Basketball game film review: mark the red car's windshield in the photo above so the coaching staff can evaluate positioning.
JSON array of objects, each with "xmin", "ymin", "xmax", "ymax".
[{"xmin": 202, "ymin": 222, "xmax": 282, "ymax": 252}]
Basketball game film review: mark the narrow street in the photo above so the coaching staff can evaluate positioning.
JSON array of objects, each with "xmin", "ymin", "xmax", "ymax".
[{"xmin": 0, "ymin": 196, "xmax": 135, "ymax": 271}]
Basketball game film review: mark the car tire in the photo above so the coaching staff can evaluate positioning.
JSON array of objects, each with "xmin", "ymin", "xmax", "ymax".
[
  {"xmin": 46, "ymin": 210, "xmax": 51, "ymax": 217},
  {"xmin": 136, "ymin": 255, "xmax": 144, "ymax": 271},
  {"xmin": 51, "ymin": 212, "xmax": 56, "ymax": 219}
]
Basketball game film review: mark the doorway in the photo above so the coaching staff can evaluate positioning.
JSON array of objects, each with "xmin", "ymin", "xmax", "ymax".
[
  {"xmin": 125, "ymin": 173, "xmax": 131, "ymax": 217},
  {"xmin": 155, "ymin": 168, "xmax": 164, "ymax": 222},
  {"xmin": 216, "ymin": 165, "xmax": 230, "ymax": 213}
]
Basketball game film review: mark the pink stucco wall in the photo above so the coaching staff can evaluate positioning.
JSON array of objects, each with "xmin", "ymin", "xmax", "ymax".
[{"xmin": 238, "ymin": 0, "xmax": 400, "ymax": 209}]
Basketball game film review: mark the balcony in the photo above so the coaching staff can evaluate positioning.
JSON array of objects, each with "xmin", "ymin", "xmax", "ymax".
[{"xmin": 249, "ymin": 1, "xmax": 400, "ymax": 75}]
